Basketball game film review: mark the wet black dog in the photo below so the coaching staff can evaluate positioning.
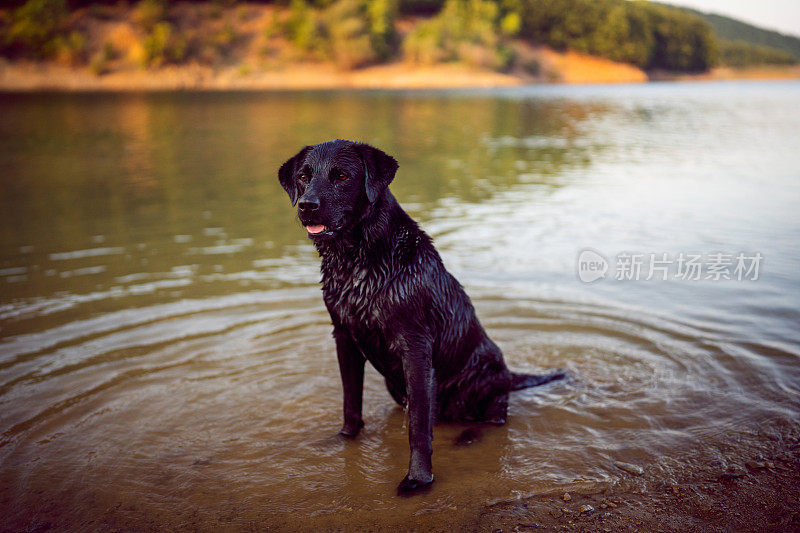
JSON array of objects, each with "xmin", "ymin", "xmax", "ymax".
[{"xmin": 278, "ymin": 139, "xmax": 564, "ymax": 494}]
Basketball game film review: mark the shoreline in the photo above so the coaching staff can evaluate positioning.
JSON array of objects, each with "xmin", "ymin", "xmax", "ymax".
[
  {"xmin": 476, "ymin": 440, "xmax": 800, "ymax": 532},
  {"xmin": 2, "ymin": 59, "xmax": 798, "ymax": 93}
]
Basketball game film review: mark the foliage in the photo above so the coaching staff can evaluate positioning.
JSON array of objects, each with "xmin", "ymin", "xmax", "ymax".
[
  {"xmin": 404, "ymin": 0, "xmax": 514, "ymax": 70},
  {"xmin": 286, "ymin": 0, "xmax": 325, "ymax": 54},
  {"xmin": 52, "ymin": 30, "xmax": 86, "ymax": 66},
  {"xmin": 2, "ymin": 0, "xmax": 796, "ymax": 75},
  {"xmin": 518, "ymin": 0, "xmax": 717, "ymax": 71},
  {"xmin": 647, "ymin": 3, "xmax": 717, "ymax": 71},
  {"xmin": 133, "ymin": 0, "xmax": 167, "ymax": 31},
  {"xmin": 366, "ymin": 0, "xmax": 399, "ymax": 59},
  {"xmin": 717, "ymin": 39, "xmax": 797, "ymax": 68},
  {"xmin": 215, "ymin": 23, "xmax": 237, "ymax": 48},
  {"xmin": 3, "ymin": 0, "xmax": 68, "ymax": 58},
  {"xmin": 285, "ymin": 0, "xmax": 397, "ymax": 68},
  {"xmin": 236, "ymin": 62, "xmax": 252, "ymax": 76},
  {"xmin": 263, "ymin": 10, "xmax": 282, "ymax": 39},
  {"xmin": 324, "ymin": 0, "xmax": 377, "ymax": 68},
  {"xmin": 139, "ymin": 21, "xmax": 187, "ymax": 68},
  {"xmin": 499, "ymin": 11, "xmax": 521, "ymax": 37},
  {"xmin": 89, "ymin": 41, "xmax": 115, "ymax": 75}
]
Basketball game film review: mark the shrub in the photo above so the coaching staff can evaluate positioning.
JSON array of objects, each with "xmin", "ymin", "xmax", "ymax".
[
  {"xmin": 169, "ymin": 33, "xmax": 187, "ymax": 62},
  {"xmin": 500, "ymin": 11, "xmax": 521, "ymax": 37},
  {"xmin": 102, "ymin": 41, "xmax": 116, "ymax": 61},
  {"xmin": 403, "ymin": 0, "xmax": 513, "ymax": 70},
  {"xmin": 89, "ymin": 44, "xmax": 113, "ymax": 75},
  {"xmin": 4, "ymin": 0, "xmax": 68, "ymax": 58},
  {"xmin": 140, "ymin": 21, "xmax": 186, "ymax": 67},
  {"xmin": 366, "ymin": 0, "xmax": 399, "ymax": 59},
  {"xmin": 284, "ymin": 0, "xmax": 397, "ymax": 67},
  {"xmin": 133, "ymin": 0, "xmax": 166, "ymax": 31},
  {"xmin": 324, "ymin": 0, "xmax": 376, "ymax": 68},
  {"xmin": 403, "ymin": 19, "xmax": 446, "ymax": 64},
  {"xmin": 215, "ymin": 23, "xmax": 237, "ymax": 48},
  {"xmin": 236, "ymin": 62, "xmax": 252, "ymax": 76},
  {"xmin": 286, "ymin": 0, "xmax": 326, "ymax": 54},
  {"xmin": 263, "ymin": 10, "xmax": 282, "ymax": 40},
  {"xmin": 53, "ymin": 30, "xmax": 86, "ymax": 66}
]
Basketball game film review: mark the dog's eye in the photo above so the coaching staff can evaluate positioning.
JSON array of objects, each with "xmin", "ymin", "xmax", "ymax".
[
  {"xmin": 297, "ymin": 173, "xmax": 309, "ymax": 183},
  {"xmin": 332, "ymin": 170, "xmax": 347, "ymax": 181}
]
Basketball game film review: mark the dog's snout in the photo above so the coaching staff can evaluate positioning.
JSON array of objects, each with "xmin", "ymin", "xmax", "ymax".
[{"xmin": 298, "ymin": 198, "xmax": 320, "ymax": 211}]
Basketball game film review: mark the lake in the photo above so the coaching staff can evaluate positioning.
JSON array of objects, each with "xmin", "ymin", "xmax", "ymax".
[{"xmin": 1, "ymin": 81, "xmax": 799, "ymax": 530}]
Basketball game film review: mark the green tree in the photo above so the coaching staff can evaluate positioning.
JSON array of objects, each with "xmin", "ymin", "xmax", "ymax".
[
  {"xmin": 367, "ymin": 0, "xmax": 399, "ymax": 58},
  {"xmin": 3, "ymin": 0, "xmax": 68, "ymax": 58},
  {"xmin": 404, "ymin": 0, "xmax": 514, "ymax": 70},
  {"xmin": 518, "ymin": 0, "xmax": 716, "ymax": 71}
]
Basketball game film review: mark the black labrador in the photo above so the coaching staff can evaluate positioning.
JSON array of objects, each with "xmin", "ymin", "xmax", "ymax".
[{"xmin": 278, "ymin": 139, "xmax": 564, "ymax": 494}]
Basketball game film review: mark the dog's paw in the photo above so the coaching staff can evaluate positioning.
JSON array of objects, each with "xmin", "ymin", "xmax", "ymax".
[
  {"xmin": 338, "ymin": 420, "xmax": 364, "ymax": 439},
  {"xmin": 397, "ymin": 473, "xmax": 434, "ymax": 496}
]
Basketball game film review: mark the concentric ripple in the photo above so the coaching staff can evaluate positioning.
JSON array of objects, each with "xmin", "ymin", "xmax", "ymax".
[{"xmin": 2, "ymin": 288, "xmax": 798, "ymax": 529}]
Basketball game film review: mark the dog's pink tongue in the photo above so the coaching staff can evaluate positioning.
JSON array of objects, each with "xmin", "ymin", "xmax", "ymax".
[{"xmin": 306, "ymin": 224, "xmax": 326, "ymax": 234}]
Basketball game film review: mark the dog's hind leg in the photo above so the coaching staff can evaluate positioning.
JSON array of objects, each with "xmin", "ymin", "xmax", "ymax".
[{"xmin": 482, "ymin": 392, "xmax": 509, "ymax": 425}]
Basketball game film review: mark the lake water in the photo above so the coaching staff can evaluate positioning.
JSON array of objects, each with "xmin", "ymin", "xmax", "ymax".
[{"xmin": 1, "ymin": 81, "xmax": 799, "ymax": 530}]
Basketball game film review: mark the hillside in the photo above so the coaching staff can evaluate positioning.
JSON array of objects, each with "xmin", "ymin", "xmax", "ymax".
[
  {"xmin": 676, "ymin": 6, "xmax": 800, "ymax": 60},
  {"xmin": 0, "ymin": 0, "xmax": 798, "ymax": 91},
  {"xmin": 0, "ymin": 1, "xmax": 650, "ymax": 90},
  {"xmin": 0, "ymin": 0, "xmax": 720, "ymax": 73}
]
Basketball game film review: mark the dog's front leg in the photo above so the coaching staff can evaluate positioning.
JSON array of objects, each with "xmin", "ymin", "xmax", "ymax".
[
  {"xmin": 397, "ymin": 339, "xmax": 435, "ymax": 493},
  {"xmin": 334, "ymin": 327, "xmax": 365, "ymax": 438}
]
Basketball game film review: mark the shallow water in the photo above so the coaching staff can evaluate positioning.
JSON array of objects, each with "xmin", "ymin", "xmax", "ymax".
[{"xmin": 1, "ymin": 82, "xmax": 799, "ymax": 530}]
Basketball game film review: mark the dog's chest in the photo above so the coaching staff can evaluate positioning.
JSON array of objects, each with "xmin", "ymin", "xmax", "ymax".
[{"xmin": 321, "ymin": 252, "xmax": 389, "ymax": 331}]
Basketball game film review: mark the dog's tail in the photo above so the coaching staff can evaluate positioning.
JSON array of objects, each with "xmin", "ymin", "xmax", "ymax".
[{"xmin": 510, "ymin": 369, "xmax": 566, "ymax": 391}]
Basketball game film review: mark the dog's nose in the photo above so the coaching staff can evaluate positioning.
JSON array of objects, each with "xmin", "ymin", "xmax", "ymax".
[{"xmin": 298, "ymin": 199, "xmax": 319, "ymax": 211}]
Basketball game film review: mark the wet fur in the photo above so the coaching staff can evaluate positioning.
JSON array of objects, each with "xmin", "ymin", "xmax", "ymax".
[{"xmin": 278, "ymin": 139, "xmax": 564, "ymax": 493}]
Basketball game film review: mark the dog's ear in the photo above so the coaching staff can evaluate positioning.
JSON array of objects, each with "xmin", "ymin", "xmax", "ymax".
[
  {"xmin": 353, "ymin": 143, "xmax": 398, "ymax": 203},
  {"xmin": 278, "ymin": 146, "xmax": 311, "ymax": 206}
]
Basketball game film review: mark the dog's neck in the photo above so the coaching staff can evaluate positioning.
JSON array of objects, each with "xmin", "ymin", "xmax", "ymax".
[{"xmin": 313, "ymin": 191, "xmax": 412, "ymax": 262}]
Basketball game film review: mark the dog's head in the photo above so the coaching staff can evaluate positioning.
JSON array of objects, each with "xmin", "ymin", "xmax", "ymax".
[{"xmin": 278, "ymin": 140, "xmax": 398, "ymax": 239}]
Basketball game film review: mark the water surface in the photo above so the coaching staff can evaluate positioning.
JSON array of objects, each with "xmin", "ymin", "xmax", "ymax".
[{"xmin": 1, "ymin": 82, "xmax": 799, "ymax": 530}]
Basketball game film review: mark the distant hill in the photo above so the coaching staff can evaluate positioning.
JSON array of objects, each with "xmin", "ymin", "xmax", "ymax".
[{"xmin": 667, "ymin": 5, "xmax": 800, "ymax": 60}]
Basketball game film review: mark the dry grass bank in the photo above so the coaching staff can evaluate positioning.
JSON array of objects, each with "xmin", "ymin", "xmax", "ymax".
[{"xmin": 0, "ymin": 59, "xmax": 526, "ymax": 91}]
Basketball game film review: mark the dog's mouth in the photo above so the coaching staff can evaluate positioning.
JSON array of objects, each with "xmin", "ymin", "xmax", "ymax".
[
  {"xmin": 305, "ymin": 224, "xmax": 326, "ymax": 235},
  {"xmin": 301, "ymin": 216, "xmax": 346, "ymax": 238}
]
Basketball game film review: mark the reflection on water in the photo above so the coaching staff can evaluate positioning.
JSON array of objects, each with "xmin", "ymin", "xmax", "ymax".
[{"xmin": 1, "ymin": 82, "xmax": 799, "ymax": 529}]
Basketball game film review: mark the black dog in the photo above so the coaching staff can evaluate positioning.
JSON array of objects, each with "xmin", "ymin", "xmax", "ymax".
[{"xmin": 278, "ymin": 140, "xmax": 564, "ymax": 493}]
